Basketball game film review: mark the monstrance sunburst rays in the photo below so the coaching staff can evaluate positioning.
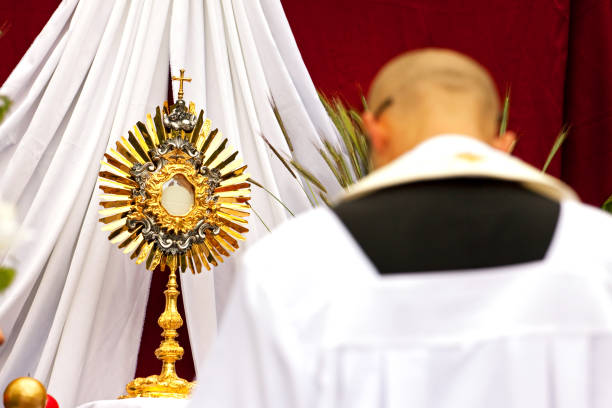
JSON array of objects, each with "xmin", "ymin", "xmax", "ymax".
[{"xmin": 98, "ymin": 94, "xmax": 250, "ymax": 274}]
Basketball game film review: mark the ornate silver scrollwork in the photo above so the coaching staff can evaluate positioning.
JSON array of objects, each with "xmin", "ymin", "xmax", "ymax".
[
  {"xmin": 131, "ymin": 161, "xmax": 160, "ymax": 198},
  {"xmin": 128, "ymin": 215, "xmax": 218, "ymax": 256},
  {"xmin": 158, "ymin": 137, "xmax": 200, "ymax": 158},
  {"xmin": 163, "ymin": 99, "xmax": 196, "ymax": 132}
]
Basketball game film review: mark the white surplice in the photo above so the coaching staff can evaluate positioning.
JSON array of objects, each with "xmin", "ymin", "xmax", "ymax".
[{"xmin": 188, "ymin": 135, "xmax": 612, "ymax": 408}]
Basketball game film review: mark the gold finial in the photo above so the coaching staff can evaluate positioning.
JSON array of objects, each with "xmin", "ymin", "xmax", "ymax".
[{"xmin": 172, "ymin": 69, "xmax": 192, "ymax": 101}]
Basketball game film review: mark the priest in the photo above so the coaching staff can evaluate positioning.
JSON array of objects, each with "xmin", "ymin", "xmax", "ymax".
[{"xmin": 188, "ymin": 49, "xmax": 612, "ymax": 407}]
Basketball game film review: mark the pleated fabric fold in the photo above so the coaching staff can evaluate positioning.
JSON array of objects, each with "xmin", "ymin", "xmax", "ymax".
[{"xmin": 0, "ymin": 0, "xmax": 339, "ymax": 406}]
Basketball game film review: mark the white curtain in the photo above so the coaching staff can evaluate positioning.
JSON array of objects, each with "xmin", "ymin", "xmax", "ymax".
[{"xmin": 0, "ymin": 1, "xmax": 339, "ymax": 406}]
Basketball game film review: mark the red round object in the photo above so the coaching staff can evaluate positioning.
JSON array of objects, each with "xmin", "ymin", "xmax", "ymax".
[{"xmin": 45, "ymin": 394, "xmax": 58, "ymax": 408}]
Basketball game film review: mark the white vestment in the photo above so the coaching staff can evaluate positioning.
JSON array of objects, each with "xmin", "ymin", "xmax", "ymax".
[{"xmin": 188, "ymin": 135, "xmax": 612, "ymax": 408}]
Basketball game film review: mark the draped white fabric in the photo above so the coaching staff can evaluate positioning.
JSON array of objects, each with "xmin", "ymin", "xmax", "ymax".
[
  {"xmin": 0, "ymin": 1, "xmax": 339, "ymax": 406},
  {"xmin": 78, "ymin": 398, "xmax": 187, "ymax": 408}
]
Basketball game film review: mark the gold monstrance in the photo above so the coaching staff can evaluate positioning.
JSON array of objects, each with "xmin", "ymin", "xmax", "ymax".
[{"xmin": 98, "ymin": 70, "xmax": 250, "ymax": 399}]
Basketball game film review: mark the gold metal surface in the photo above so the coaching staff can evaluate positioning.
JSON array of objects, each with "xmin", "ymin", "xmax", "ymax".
[
  {"xmin": 98, "ymin": 70, "xmax": 250, "ymax": 274},
  {"xmin": 129, "ymin": 150, "xmax": 216, "ymax": 234},
  {"xmin": 120, "ymin": 267, "xmax": 194, "ymax": 399},
  {"xmin": 3, "ymin": 377, "xmax": 47, "ymax": 408},
  {"xmin": 98, "ymin": 70, "xmax": 251, "ymax": 400},
  {"xmin": 172, "ymin": 69, "xmax": 191, "ymax": 101}
]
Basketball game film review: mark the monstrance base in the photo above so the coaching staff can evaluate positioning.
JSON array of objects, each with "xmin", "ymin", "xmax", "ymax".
[{"xmin": 120, "ymin": 374, "xmax": 194, "ymax": 399}]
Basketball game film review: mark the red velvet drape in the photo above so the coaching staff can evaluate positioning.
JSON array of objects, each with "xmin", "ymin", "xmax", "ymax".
[
  {"xmin": 2, "ymin": 0, "xmax": 612, "ymax": 386},
  {"xmin": 562, "ymin": 0, "xmax": 612, "ymax": 206},
  {"xmin": 135, "ymin": 266, "xmax": 195, "ymax": 381},
  {"xmin": 281, "ymin": 0, "xmax": 612, "ymax": 206}
]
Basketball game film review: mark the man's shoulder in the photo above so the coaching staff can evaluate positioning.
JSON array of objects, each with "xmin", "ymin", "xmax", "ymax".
[
  {"xmin": 243, "ymin": 207, "xmax": 342, "ymax": 265},
  {"xmin": 240, "ymin": 207, "xmax": 376, "ymax": 309},
  {"xmin": 561, "ymin": 200, "xmax": 612, "ymax": 231},
  {"xmin": 243, "ymin": 206, "xmax": 373, "ymax": 275},
  {"xmin": 554, "ymin": 201, "xmax": 612, "ymax": 260}
]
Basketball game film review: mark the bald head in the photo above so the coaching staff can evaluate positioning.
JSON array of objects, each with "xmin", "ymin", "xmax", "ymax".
[{"xmin": 364, "ymin": 49, "xmax": 513, "ymax": 168}]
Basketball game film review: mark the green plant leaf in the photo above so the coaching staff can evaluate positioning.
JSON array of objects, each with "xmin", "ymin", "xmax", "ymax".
[
  {"xmin": 0, "ymin": 267, "xmax": 15, "ymax": 291},
  {"xmin": 542, "ymin": 125, "xmax": 570, "ymax": 173},
  {"xmin": 335, "ymin": 151, "xmax": 354, "ymax": 186},
  {"xmin": 269, "ymin": 97, "xmax": 294, "ymax": 152},
  {"xmin": 317, "ymin": 92, "xmax": 371, "ymax": 182},
  {"xmin": 349, "ymin": 112, "xmax": 371, "ymax": 174},
  {"xmin": 318, "ymin": 92, "xmax": 335, "ymax": 116},
  {"xmin": 248, "ymin": 177, "xmax": 295, "ymax": 217},
  {"xmin": 247, "ymin": 203, "xmax": 271, "ymax": 232},
  {"xmin": 499, "ymin": 88, "xmax": 510, "ymax": 136},
  {"xmin": 323, "ymin": 140, "xmax": 352, "ymax": 187},
  {"xmin": 305, "ymin": 180, "xmax": 320, "ymax": 206},
  {"xmin": 0, "ymin": 95, "xmax": 12, "ymax": 124},
  {"xmin": 335, "ymin": 99, "xmax": 361, "ymax": 178},
  {"xmin": 261, "ymin": 91, "xmax": 373, "ymax": 211},
  {"xmin": 318, "ymin": 147, "xmax": 346, "ymax": 188},
  {"xmin": 360, "ymin": 93, "xmax": 368, "ymax": 111},
  {"xmin": 603, "ymin": 195, "xmax": 612, "ymax": 214},
  {"xmin": 290, "ymin": 160, "xmax": 328, "ymax": 193},
  {"xmin": 259, "ymin": 133, "xmax": 297, "ymax": 179},
  {"xmin": 319, "ymin": 192, "xmax": 332, "ymax": 207}
]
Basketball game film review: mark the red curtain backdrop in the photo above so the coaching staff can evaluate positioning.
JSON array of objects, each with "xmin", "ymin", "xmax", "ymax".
[
  {"xmin": 134, "ymin": 266, "xmax": 195, "ymax": 381},
  {"xmin": 281, "ymin": 0, "xmax": 612, "ymax": 207},
  {"xmin": 2, "ymin": 0, "xmax": 612, "ymax": 386},
  {"xmin": 562, "ymin": 0, "xmax": 612, "ymax": 207},
  {"xmin": 3, "ymin": 2, "xmax": 611, "ymax": 202}
]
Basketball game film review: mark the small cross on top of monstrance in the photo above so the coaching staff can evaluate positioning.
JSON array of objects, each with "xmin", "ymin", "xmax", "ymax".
[
  {"xmin": 172, "ymin": 69, "xmax": 191, "ymax": 101},
  {"xmin": 98, "ymin": 69, "xmax": 251, "ymax": 399}
]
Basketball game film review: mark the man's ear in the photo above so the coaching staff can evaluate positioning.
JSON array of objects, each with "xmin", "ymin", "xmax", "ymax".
[
  {"xmin": 362, "ymin": 111, "xmax": 389, "ymax": 153},
  {"xmin": 492, "ymin": 130, "xmax": 517, "ymax": 153}
]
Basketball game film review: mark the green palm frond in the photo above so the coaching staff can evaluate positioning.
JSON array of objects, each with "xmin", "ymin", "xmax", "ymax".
[
  {"xmin": 0, "ymin": 95, "xmax": 15, "ymax": 291},
  {"xmin": 269, "ymin": 97, "xmax": 294, "ymax": 152},
  {"xmin": 290, "ymin": 160, "xmax": 328, "ymax": 194},
  {"xmin": 499, "ymin": 88, "xmax": 510, "ymax": 136},
  {"xmin": 259, "ymin": 133, "xmax": 297, "ymax": 179},
  {"xmin": 248, "ymin": 177, "xmax": 296, "ymax": 217},
  {"xmin": 360, "ymin": 93, "xmax": 369, "ymax": 111},
  {"xmin": 0, "ymin": 95, "xmax": 11, "ymax": 124},
  {"xmin": 603, "ymin": 195, "xmax": 612, "ymax": 214},
  {"xmin": 260, "ymin": 92, "xmax": 370, "ymax": 209},
  {"xmin": 0, "ymin": 267, "xmax": 15, "ymax": 291},
  {"xmin": 542, "ymin": 125, "xmax": 570, "ymax": 173},
  {"xmin": 324, "ymin": 94, "xmax": 371, "ymax": 176}
]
